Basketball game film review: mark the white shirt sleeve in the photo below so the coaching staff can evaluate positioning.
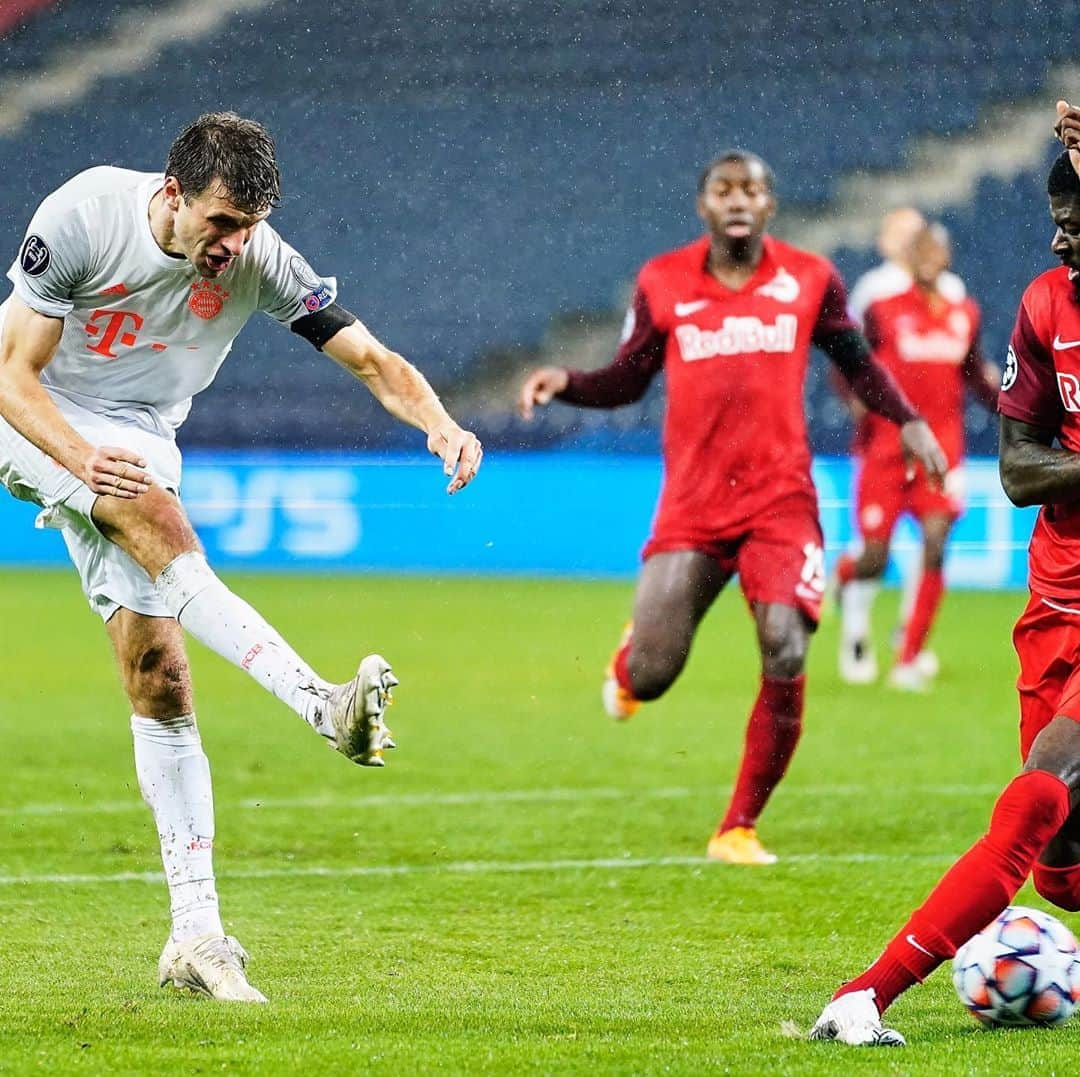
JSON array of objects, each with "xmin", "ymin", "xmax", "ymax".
[
  {"xmin": 6, "ymin": 203, "xmax": 91, "ymax": 318},
  {"xmin": 255, "ymin": 224, "xmax": 339, "ymax": 325}
]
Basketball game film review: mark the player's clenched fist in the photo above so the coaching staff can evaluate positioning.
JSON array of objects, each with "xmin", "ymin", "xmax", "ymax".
[
  {"xmin": 518, "ymin": 366, "xmax": 569, "ymax": 420},
  {"xmin": 1055, "ymin": 100, "xmax": 1080, "ymax": 175},
  {"xmin": 84, "ymin": 445, "xmax": 151, "ymax": 498},
  {"xmin": 899, "ymin": 419, "xmax": 948, "ymax": 487},
  {"xmin": 426, "ymin": 423, "xmax": 482, "ymax": 495}
]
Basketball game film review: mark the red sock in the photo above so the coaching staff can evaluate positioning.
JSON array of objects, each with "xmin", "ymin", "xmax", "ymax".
[
  {"xmin": 835, "ymin": 769, "xmax": 1071, "ymax": 1013},
  {"xmin": 836, "ymin": 553, "xmax": 856, "ymax": 586},
  {"xmin": 613, "ymin": 642, "xmax": 633, "ymax": 693},
  {"xmin": 720, "ymin": 675, "xmax": 804, "ymax": 832},
  {"xmin": 898, "ymin": 568, "xmax": 944, "ymax": 664}
]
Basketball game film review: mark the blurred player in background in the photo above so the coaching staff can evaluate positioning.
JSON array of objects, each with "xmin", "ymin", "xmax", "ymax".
[
  {"xmin": 838, "ymin": 207, "xmax": 972, "ymax": 683},
  {"xmin": 835, "ymin": 222, "xmax": 999, "ymax": 690},
  {"xmin": 518, "ymin": 151, "xmax": 945, "ymax": 865},
  {"xmin": 847, "ymin": 207, "xmax": 967, "ymax": 326},
  {"xmin": 810, "ymin": 115, "xmax": 1080, "ymax": 1049},
  {"xmin": 0, "ymin": 112, "xmax": 481, "ymax": 1001}
]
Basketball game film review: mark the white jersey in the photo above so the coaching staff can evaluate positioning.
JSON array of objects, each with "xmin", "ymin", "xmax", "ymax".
[
  {"xmin": 4, "ymin": 166, "xmax": 337, "ymax": 433},
  {"xmin": 847, "ymin": 260, "xmax": 966, "ymax": 326}
]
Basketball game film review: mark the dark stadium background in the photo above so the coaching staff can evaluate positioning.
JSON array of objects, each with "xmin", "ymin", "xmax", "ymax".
[{"xmin": 0, "ymin": 0, "xmax": 1074, "ymax": 458}]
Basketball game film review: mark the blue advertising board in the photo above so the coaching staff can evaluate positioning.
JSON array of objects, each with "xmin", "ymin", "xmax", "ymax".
[{"xmin": 0, "ymin": 452, "xmax": 1038, "ymax": 587}]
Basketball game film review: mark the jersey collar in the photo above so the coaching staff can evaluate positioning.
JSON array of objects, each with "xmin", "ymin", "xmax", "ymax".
[{"xmin": 694, "ymin": 234, "xmax": 778, "ymax": 295}]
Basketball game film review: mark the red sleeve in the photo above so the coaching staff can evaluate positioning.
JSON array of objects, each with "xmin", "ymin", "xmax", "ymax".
[
  {"xmin": 998, "ymin": 292, "xmax": 1062, "ymax": 429},
  {"xmin": 861, "ymin": 302, "xmax": 885, "ymax": 351},
  {"xmin": 811, "ymin": 266, "xmax": 859, "ymax": 346},
  {"xmin": 557, "ymin": 286, "xmax": 665, "ymax": 408}
]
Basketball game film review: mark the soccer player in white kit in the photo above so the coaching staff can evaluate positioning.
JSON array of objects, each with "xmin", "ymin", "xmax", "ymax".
[{"xmin": 0, "ymin": 113, "xmax": 482, "ymax": 1002}]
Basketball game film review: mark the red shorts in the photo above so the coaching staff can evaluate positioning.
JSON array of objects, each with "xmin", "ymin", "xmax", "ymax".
[
  {"xmin": 1013, "ymin": 592, "xmax": 1080, "ymax": 761},
  {"xmin": 856, "ymin": 456, "xmax": 963, "ymax": 542},
  {"xmin": 643, "ymin": 504, "xmax": 825, "ymax": 625}
]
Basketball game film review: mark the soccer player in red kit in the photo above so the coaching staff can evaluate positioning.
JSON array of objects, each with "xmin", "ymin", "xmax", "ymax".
[
  {"xmin": 835, "ymin": 223, "xmax": 999, "ymax": 690},
  {"xmin": 810, "ymin": 131, "xmax": 1080, "ymax": 1048},
  {"xmin": 518, "ymin": 152, "xmax": 946, "ymax": 865}
]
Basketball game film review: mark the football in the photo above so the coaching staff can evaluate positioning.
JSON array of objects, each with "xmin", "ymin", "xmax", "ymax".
[{"xmin": 953, "ymin": 906, "xmax": 1080, "ymax": 1028}]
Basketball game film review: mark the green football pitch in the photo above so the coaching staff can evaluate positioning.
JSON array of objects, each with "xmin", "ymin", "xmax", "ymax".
[{"xmin": 1, "ymin": 568, "xmax": 1076, "ymax": 1074}]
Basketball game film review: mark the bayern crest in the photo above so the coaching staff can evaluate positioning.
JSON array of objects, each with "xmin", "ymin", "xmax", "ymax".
[{"xmin": 188, "ymin": 280, "xmax": 230, "ymax": 320}]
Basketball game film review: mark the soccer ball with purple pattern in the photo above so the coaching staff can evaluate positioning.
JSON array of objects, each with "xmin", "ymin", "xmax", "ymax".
[{"xmin": 953, "ymin": 906, "xmax": 1080, "ymax": 1028}]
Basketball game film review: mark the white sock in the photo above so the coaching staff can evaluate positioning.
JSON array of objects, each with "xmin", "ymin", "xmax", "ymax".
[
  {"xmin": 132, "ymin": 713, "xmax": 224, "ymax": 943},
  {"xmin": 841, "ymin": 579, "xmax": 878, "ymax": 645},
  {"xmin": 155, "ymin": 551, "xmax": 334, "ymax": 733}
]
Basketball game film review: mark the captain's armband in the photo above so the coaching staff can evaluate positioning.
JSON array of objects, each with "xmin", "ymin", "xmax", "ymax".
[{"xmin": 290, "ymin": 303, "xmax": 358, "ymax": 350}]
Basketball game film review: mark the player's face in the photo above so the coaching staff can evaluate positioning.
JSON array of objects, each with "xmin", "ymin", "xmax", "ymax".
[
  {"xmin": 909, "ymin": 230, "xmax": 950, "ymax": 288},
  {"xmin": 166, "ymin": 177, "xmax": 269, "ymax": 278},
  {"xmin": 696, "ymin": 160, "xmax": 775, "ymax": 248},
  {"xmin": 1050, "ymin": 193, "xmax": 1080, "ymax": 272}
]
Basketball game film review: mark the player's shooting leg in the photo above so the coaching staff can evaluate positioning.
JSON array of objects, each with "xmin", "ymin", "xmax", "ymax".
[
  {"xmin": 752, "ymin": 602, "xmax": 810, "ymax": 680},
  {"xmin": 92, "ymin": 487, "xmax": 337, "ymax": 729},
  {"xmin": 627, "ymin": 551, "xmax": 728, "ymax": 700},
  {"xmin": 91, "ymin": 484, "xmax": 202, "ymax": 577}
]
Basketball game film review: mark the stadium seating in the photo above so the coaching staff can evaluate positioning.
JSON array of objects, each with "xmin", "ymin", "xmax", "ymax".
[{"xmin": 0, "ymin": 1, "xmax": 1073, "ymax": 451}]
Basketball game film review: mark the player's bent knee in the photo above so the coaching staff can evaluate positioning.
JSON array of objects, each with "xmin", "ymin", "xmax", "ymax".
[
  {"xmin": 1033, "ymin": 862, "xmax": 1080, "ymax": 912},
  {"xmin": 758, "ymin": 632, "xmax": 808, "ymax": 680}
]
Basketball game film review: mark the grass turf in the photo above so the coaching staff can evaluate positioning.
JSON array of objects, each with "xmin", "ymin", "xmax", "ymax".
[{"xmin": 0, "ymin": 568, "xmax": 1073, "ymax": 1074}]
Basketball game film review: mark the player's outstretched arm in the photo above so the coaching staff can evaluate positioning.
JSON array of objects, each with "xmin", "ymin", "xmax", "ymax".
[
  {"xmin": 820, "ymin": 326, "xmax": 947, "ymax": 483},
  {"xmin": 321, "ymin": 320, "xmax": 482, "ymax": 494},
  {"xmin": 517, "ymin": 367, "xmax": 570, "ymax": 420},
  {"xmin": 0, "ymin": 296, "xmax": 150, "ymax": 497},
  {"xmin": 999, "ymin": 414, "xmax": 1080, "ymax": 507}
]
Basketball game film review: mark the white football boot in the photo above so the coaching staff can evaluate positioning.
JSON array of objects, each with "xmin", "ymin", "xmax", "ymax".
[
  {"xmin": 888, "ymin": 660, "xmax": 930, "ymax": 693},
  {"xmin": 326, "ymin": 654, "xmax": 399, "ymax": 766},
  {"xmin": 913, "ymin": 649, "xmax": 940, "ymax": 680},
  {"xmin": 808, "ymin": 989, "xmax": 905, "ymax": 1046},
  {"xmin": 158, "ymin": 934, "xmax": 268, "ymax": 1003},
  {"xmin": 838, "ymin": 638, "xmax": 878, "ymax": 685}
]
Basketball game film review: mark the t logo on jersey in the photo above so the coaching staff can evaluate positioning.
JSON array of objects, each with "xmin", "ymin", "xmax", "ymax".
[
  {"xmin": 1058, "ymin": 372, "xmax": 1080, "ymax": 412},
  {"xmin": 85, "ymin": 309, "xmax": 143, "ymax": 359}
]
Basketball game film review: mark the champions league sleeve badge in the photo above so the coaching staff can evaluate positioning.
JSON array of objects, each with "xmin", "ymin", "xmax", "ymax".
[
  {"xmin": 19, "ymin": 234, "xmax": 51, "ymax": 277},
  {"xmin": 1001, "ymin": 345, "xmax": 1018, "ymax": 391}
]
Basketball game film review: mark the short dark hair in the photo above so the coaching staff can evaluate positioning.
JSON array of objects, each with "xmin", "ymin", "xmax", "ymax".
[
  {"xmin": 1048, "ymin": 151, "xmax": 1080, "ymax": 199},
  {"xmin": 697, "ymin": 151, "xmax": 775, "ymax": 194},
  {"xmin": 165, "ymin": 112, "xmax": 281, "ymax": 214}
]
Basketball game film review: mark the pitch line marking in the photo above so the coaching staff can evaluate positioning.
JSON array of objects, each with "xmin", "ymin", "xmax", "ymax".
[
  {"xmin": 0, "ymin": 851, "xmax": 959, "ymax": 888},
  {"xmin": 0, "ymin": 782, "xmax": 1003, "ymax": 819}
]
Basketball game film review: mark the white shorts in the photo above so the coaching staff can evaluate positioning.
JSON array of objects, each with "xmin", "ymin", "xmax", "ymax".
[{"xmin": 0, "ymin": 394, "xmax": 182, "ymax": 621}]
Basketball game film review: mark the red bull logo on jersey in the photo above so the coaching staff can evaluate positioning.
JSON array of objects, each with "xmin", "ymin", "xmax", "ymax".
[
  {"xmin": 896, "ymin": 329, "xmax": 970, "ymax": 364},
  {"xmin": 674, "ymin": 314, "xmax": 798, "ymax": 361},
  {"xmin": 1058, "ymin": 372, "xmax": 1080, "ymax": 412}
]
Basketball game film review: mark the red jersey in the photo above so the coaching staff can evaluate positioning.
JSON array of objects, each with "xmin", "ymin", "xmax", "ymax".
[
  {"xmin": 859, "ymin": 286, "xmax": 983, "ymax": 467},
  {"xmin": 587, "ymin": 235, "xmax": 855, "ymax": 539},
  {"xmin": 999, "ymin": 267, "xmax": 1080, "ymax": 600}
]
